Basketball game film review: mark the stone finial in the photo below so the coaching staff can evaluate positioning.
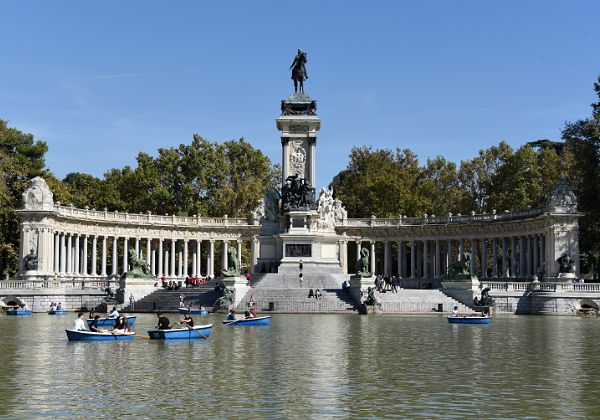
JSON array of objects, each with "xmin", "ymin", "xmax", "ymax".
[{"xmin": 22, "ymin": 177, "xmax": 54, "ymax": 211}]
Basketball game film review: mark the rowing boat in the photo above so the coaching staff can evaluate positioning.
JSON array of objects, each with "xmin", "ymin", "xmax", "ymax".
[
  {"xmin": 178, "ymin": 308, "xmax": 209, "ymax": 315},
  {"xmin": 222, "ymin": 315, "xmax": 272, "ymax": 326},
  {"xmin": 48, "ymin": 310, "xmax": 69, "ymax": 315},
  {"xmin": 5, "ymin": 309, "xmax": 32, "ymax": 316},
  {"xmin": 65, "ymin": 329, "xmax": 136, "ymax": 341},
  {"xmin": 447, "ymin": 316, "xmax": 492, "ymax": 324},
  {"xmin": 147, "ymin": 324, "xmax": 213, "ymax": 340},
  {"xmin": 86, "ymin": 316, "xmax": 137, "ymax": 327}
]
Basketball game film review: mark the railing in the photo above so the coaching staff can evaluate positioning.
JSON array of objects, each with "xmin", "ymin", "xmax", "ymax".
[
  {"xmin": 0, "ymin": 279, "xmax": 116, "ymax": 290},
  {"xmin": 52, "ymin": 205, "xmax": 253, "ymax": 227},
  {"xmin": 481, "ymin": 281, "xmax": 600, "ymax": 293},
  {"xmin": 345, "ymin": 207, "xmax": 547, "ymax": 228}
]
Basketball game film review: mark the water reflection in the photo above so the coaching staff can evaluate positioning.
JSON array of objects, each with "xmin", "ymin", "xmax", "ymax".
[{"xmin": 1, "ymin": 313, "xmax": 600, "ymax": 417}]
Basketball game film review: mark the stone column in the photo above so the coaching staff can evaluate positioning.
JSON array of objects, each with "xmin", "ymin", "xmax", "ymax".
[
  {"xmin": 151, "ymin": 248, "xmax": 156, "ymax": 276},
  {"xmin": 458, "ymin": 239, "xmax": 464, "ymax": 260},
  {"xmin": 60, "ymin": 233, "xmax": 66, "ymax": 274},
  {"xmin": 178, "ymin": 241, "xmax": 183, "ymax": 277},
  {"xmin": 469, "ymin": 238, "xmax": 476, "ymax": 275},
  {"xmin": 423, "ymin": 240, "xmax": 429, "ymax": 278},
  {"xmin": 510, "ymin": 237, "xmax": 516, "ymax": 278},
  {"xmin": 533, "ymin": 235, "xmax": 539, "ymax": 274},
  {"xmin": 355, "ymin": 241, "xmax": 361, "ymax": 274},
  {"xmin": 539, "ymin": 235, "xmax": 545, "ymax": 272},
  {"xmin": 183, "ymin": 240, "xmax": 189, "ymax": 278},
  {"xmin": 112, "ymin": 236, "xmax": 118, "ymax": 275},
  {"xmin": 135, "ymin": 238, "xmax": 140, "ymax": 258},
  {"xmin": 91, "ymin": 236, "xmax": 97, "ymax": 276},
  {"xmin": 82, "ymin": 235, "xmax": 88, "ymax": 276},
  {"xmin": 396, "ymin": 241, "xmax": 403, "ymax": 277},
  {"xmin": 519, "ymin": 237, "xmax": 526, "ymax": 277},
  {"xmin": 281, "ymin": 138, "xmax": 289, "ymax": 186},
  {"xmin": 164, "ymin": 249, "xmax": 169, "ymax": 277},
  {"xmin": 170, "ymin": 239, "xmax": 176, "ymax": 277},
  {"xmin": 501, "ymin": 237, "xmax": 507, "ymax": 278},
  {"xmin": 146, "ymin": 238, "xmax": 151, "ymax": 267},
  {"xmin": 384, "ymin": 241, "xmax": 391, "ymax": 275},
  {"xmin": 446, "ymin": 239, "xmax": 452, "ymax": 275},
  {"xmin": 209, "ymin": 240, "xmax": 215, "ymax": 278},
  {"xmin": 250, "ymin": 237, "xmax": 258, "ymax": 274},
  {"xmin": 481, "ymin": 239, "xmax": 487, "ymax": 278},
  {"xmin": 158, "ymin": 239, "xmax": 163, "ymax": 277},
  {"xmin": 491, "ymin": 238, "xmax": 497, "ymax": 278},
  {"xmin": 66, "ymin": 234, "xmax": 72, "ymax": 275},
  {"xmin": 123, "ymin": 237, "xmax": 129, "ymax": 274},
  {"xmin": 401, "ymin": 242, "xmax": 407, "ymax": 277},
  {"xmin": 101, "ymin": 236, "xmax": 107, "ymax": 276},
  {"xmin": 309, "ymin": 138, "xmax": 317, "ymax": 186},
  {"xmin": 410, "ymin": 240, "xmax": 416, "ymax": 279},
  {"xmin": 370, "ymin": 241, "xmax": 376, "ymax": 276},
  {"xmin": 527, "ymin": 236, "xmax": 533, "ymax": 277},
  {"xmin": 54, "ymin": 233, "xmax": 60, "ymax": 273},
  {"xmin": 74, "ymin": 234, "xmax": 80, "ymax": 276},
  {"xmin": 435, "ymin": 240, "xmax": 440, "ymax": 278},
  {"xmin": 192, "ymin": 241, "xmax": 197, "ymax": 276},
  {"xmin": 237, "ymin": 240, "xmax": 242, "ymax": 271},
  {"xmin": 222, "ymin": 241, "xmax": 229, "ymax": 271},
  {"xmin": 197, "ymin": 240, "xmax": 202, "ymax": 276}
]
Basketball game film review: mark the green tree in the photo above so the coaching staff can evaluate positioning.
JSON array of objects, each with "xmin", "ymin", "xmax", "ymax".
[
  {"xmin": 0, "ymin": 119, "xmax": 50, "ymax": 276},
  {"xmin": 563, "ymin": 75, "xmax": 600, "ymax": 276},
  {"xmin": 418, "ymin": 156, "xmax": 463, "ymax": 215}
]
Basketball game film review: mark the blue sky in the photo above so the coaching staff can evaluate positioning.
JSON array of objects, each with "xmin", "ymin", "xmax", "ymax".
[{"xmin": 1, "ymin": 1, "xmax": 599, "ymax": 191}]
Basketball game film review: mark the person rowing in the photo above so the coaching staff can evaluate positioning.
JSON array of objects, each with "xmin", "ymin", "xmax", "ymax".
[
  {"xmin": 178, "ymin": 313, "xmax": 194, "ymax": 328},
  {"xmin": 89, "ymin": 315, "xmax": 102, "ymax": 332},
  {"xmin": 156, "ymin": 312, "xmax": 171, "ymax": 330}
]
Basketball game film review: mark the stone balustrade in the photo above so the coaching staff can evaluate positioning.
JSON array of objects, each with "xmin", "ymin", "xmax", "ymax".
[
  {"xmin": 0, "ymin": 279, "xmax": 116, "ymax": 290},
  {"xmin": 481, "ymin": 281, "xmax": 600, "ymax": 293}
]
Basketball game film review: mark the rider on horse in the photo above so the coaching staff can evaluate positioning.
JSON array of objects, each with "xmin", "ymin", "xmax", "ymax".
[{"xmin": 290, "ymin": 49, "xmax": 308, "ymax": 94}]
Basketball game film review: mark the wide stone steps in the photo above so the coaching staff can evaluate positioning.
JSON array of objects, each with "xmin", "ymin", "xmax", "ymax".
[
  {"xmin": 238, "ymin": 287, "xmax": 358, "ymax": 313},
  {"xmin": 373, "ymin": 289, "xmax": 472, "ymax": 313},
  {"xmin": 126, "ymin": 287, "xmax": 219, "ymax": 312}
]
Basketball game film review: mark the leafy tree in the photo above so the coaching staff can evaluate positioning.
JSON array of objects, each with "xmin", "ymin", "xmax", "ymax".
[
  {"xmin": 563, "ymin": 75, "xmax": 600, "ymax": 276},
  {"xmin": 418, "ymin": 156, "xmax": 463, "ymax": 215}
]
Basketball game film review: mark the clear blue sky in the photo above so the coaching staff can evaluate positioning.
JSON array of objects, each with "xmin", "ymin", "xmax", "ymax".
[{"xmin": 1, "ymin": 1, "xmax": 599, "ymax": 191}]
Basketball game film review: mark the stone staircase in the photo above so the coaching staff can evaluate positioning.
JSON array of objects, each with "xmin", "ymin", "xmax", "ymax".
[
  {"xmin": 242, "ymin": 272, "xmax": 358, "ymax": 313},
  {"xmin": 124, "ymin": 285, "xmax": 219, "ymax": 312},
  {"xmin": 373, "ymin": 289, "xmax": 473, "ymax": 313}
]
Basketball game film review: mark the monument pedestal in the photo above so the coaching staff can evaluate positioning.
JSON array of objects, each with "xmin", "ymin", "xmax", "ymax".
[
  {"xmin": 441, "ymin": 275, "xmax": 480, "ymax": 306},
  {"xmin": 222, "ymin": 276, "xmax": 250, "ymax": 307}
]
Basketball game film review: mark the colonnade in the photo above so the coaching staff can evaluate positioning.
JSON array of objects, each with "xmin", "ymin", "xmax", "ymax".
[
  {"xmin": 51, "ymin": 233, "xmax": 255, "ymax": 279},
  {"xmin": 343, "ymin": 234, "xmax": 547, "ymax": 279}
]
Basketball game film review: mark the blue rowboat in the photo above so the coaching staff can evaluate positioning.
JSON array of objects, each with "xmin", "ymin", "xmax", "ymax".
[
  {"xmin": 178, "ymin": 308, "xmax": 209, "ymax": 315},
  {"xmin": 5, "ymin": 309, "xmax": 32, "ymax": 316},
  {"xmin": 65, "ymin": 329, "xmax": 135, "ymax": 341},
  {"xmin": 222, "ymin": 315, "xmax": 272, "ymax": 326},
  {"xmin": 48, "ymin": 310, "xmax": 69, "ymax": 315},
  {"xmin": 147, "ymin": 324, "xmax": 213, "ymax": 340},
  {"xmin": 86, "ymin": 316, "xmax": 137, "ymax": 327},
  {"xmin": 447, "ymin": 316, "xmax": 492, "ymax": 324}
]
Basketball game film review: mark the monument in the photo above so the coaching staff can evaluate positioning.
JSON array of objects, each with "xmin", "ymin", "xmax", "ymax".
[{"xmin": 255, "ymin": 49, "xmax": 347, "ymax": 275}]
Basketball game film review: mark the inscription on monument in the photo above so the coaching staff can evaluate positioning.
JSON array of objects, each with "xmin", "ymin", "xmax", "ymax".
[{"xmin": 285, "ymin": 244, "xmax": 312, "ymax": 258}]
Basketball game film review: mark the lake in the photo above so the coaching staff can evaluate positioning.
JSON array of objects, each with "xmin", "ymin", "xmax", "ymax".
[{"xmin": 0, "ymin": 313, "xmax": 599, "ymax": 418}]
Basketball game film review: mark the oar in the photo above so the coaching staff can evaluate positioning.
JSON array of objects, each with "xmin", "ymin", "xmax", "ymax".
[
  {"xmin": 176, "ymin": 322, "xmax": 209, "ymax": 339},
  {"xmin": 136, "ymin": 334, "xmax": 151, "ymax": 339}
]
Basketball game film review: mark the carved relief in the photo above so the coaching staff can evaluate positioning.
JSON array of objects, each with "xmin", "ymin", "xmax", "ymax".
[{"xmin": 289, "ymin": 140, "xmax": 306, "ymax": 177}]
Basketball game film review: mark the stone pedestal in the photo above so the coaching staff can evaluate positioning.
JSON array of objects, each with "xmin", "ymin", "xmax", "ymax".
[
  {"xmin": 222, "ymin": 276, "xmax": 250, "ymax": 307},
  {"xmin": 349, "ymin": 274, "xmax": 374, "ymax": 303},
  {"xmin": 441, "ymin": 275, "xmax": 480, "ymax": 306}
]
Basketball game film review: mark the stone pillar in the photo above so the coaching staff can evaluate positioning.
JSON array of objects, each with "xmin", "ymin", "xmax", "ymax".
[
  {"xmin": 401, "ymin": 242, "xmax": 407, "ymax": 277},
  {"xmin": 309, "ymin": 138, "xmax": 317, "ymax": 187},
  {"xmin": 183, "ymin": 240, "xmax": 189, "ymax": 277},
  {"xmin": 73, "ymin": 234, "xmax": 80, "ymax": 276},
  {"xmin": 446, "ymin": 239, "xmax": 452, "ymax": 275},
  {"xmin": 370, "ymin": 241, "xmax": 376, "ymax": 276},
  {"xmin": 197, "ymin": 240, "xmax": 202, "ymax": 276},
  {"xmin": 209, "ymin": 240, "xmax": 215, "ymax": 278},
  {"xmin": 222, "ymin": 241, "xmax": 229, "ymax": 271},
  {"xmin": 501, "ymin": 238, "xmax": 507, "ymax": 278},
  {"xmin": 237, "ymin": 241, "xmax": 242, "ymax": 271},
  {"xmin": 281, "ymin": 138, "xmax": 289, "ymax": 186},
  {"xmin": 164, "ymin": 249, "xmax": 169, "ymax": 277},
  {"xmin": 469, "ymin": 238, "xmax": 476, "ymax": 275},
  {"xmin": 435, "ymin": 240, "xmax": 440, "ymax": 278},
  {"xmin": 146, "ymin": 238, "xmax": 151, "ymax": 267},
  {"xmin": 170, "ymin": 239, "xmax": 176, "ymax": 277},
  {"xmin": 539, "ymin": 235, "xmax": 545, "ymax": 272},
  {"xmin": 396, "ymin": 241, "xmax": 403, "ymax": 277},
  {"xmin": 250, "ymin": 237, "xmax": 258, "ymax": 273},
  {"xmin": 178, "ymin": 241, "xmax": 183, "ymax": 277},
  {"xmin": 481, "ymin": 239, "xmax": 487, "ymax": 278},
  {"xmin": 458, "ymin": 239, "xmax": 464, "ymax": 260},
  {"xmin": 491, "ymin": 238, "xmax": 497, "ymax": 278},
  {"xmin": 54, "ymin": 233, "xmax": 60, "ymax": 274},
  {"xmin": 60, "ymin": 233, "xmax": 66, "ymax": 274},
  {"xmin": 510, "ymin": 237, "xmax": 516, "ymax": 278},
  {"xmin": 422, "ymin": 240, "xmax": 429, "ymax": 278},
  {"xmin": 384, "ymin": 241, "xmax": 391, "ymax": 275},
  {"xmin": 151, "ymin": 249, "xmax": 156, "ymax": 276},
  {"xmin": 123, "ymin": 237, "xmax": 129, "ymax": 274},
  {"xmin": 112, "ymin": 237, "xmax": 118, "ymax": 275},
  {"xmin": 82, "ymin": 235, "xmax": 88, "ymax": 276},
  {"xmin": 527, "ymin": 236, "xmax": 533, "ymax": 277},
  {"xmin": 135, "ymin": 238, "xmax": 140, "ymax": 258},
  {"xmin": 158, "ymin": 239, "xmax": 163, "ymax": 277},
  {"xmin": 410, "ymin": 240, "xmax": 416, "ymax": 279},
  {"xmin": 519, "ymin": 237, "xmax": 526, "ymax": 277},
  {"xmin": 533, "ymin": 235, "xmax": 539, "ymax": 274},
  {"xmin": 101, "ymin": 236, "xmax": 107, "ymax": 276},
  {"xmin": 91, "ymin": 235, "xmax": 97, "ymax": 276},
  {"xmin": 66, "ymin": 234, "xmax": 72, "ymax": 275},
  {"xmin": 192, "ymin": 241, "xmax": 197, "ymax": 276}
]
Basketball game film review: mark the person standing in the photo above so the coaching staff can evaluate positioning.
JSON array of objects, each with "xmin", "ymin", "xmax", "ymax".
[
  {"xmin": 129, "ymin": 293, "xmax": 135, "ymax": 311},
  {"xmin": 299, "ymin": 259, "xmax": 304, "ymax": 288},
  {"xmin": 179, "ymin": 294, "xmax": 185, "ymax": 308}
]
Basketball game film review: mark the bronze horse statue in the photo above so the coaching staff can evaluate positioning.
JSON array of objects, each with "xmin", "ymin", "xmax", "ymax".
[{"xmin": 290, "ymin": 49, "xmax": 308, "ymax": 94}]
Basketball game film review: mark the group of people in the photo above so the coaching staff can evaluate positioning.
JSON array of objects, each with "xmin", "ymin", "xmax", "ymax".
[
  {"xmin": 184, "ymin": 275, "xmax": 210, "ymax": 288},
  {"xmin": 154, "ymin": 312, "xmax": 195, "ymax": 330},
  {"xmin": 373, "ymin": 275, "xmax": 402, "ymax": 293},
  {"xmin": 225, "ymin": 308, "xmax": 257, "ymax": 320},
  {"xmin": 160, "ymin": 277, "xmax": 181, "ymax": 291},
  {"xmin": 48, "ymin": 302, "xmax": 63, "ymax": 312},
  {"xmin": 307, "ymin": 289, "xmax": 323, "ymax": 299}
]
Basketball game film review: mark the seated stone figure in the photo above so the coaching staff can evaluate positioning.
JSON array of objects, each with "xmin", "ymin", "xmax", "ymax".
[
  {"xmin": 123, "ymin": 249, "xmax": 152, "ymax": 279},
  {"xmin": 222, "ymin": 248, "xmax": 240, "ymax": 277},
  {"xmin": 24, "ymin": 249, "xmax": 38, "ymax": 271},
  {"xmin": 557, "ymin": 253, "xmax": 575, "ymax": 274},
  {"xmin": 447, "ymin": 252, "xmax": 472, "ymax": 278},
  {"xmin": 356, "ymin": 248, "xmax": 372, "ymax": 277},
  {"xmin": 473, "ymin": 287, "xmax": 494, "ymax": 307}
]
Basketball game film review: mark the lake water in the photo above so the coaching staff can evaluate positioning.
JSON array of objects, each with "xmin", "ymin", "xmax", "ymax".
[{"xmin": 0, "ymin": 313, "xmax": 599, "ymax": 418}]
